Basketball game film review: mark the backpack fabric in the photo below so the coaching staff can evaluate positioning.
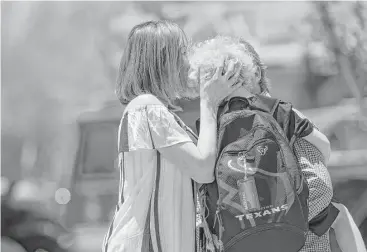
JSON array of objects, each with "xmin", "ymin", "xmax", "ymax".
[{"xmin": 196, "ymin": 94, "xmax": 311, "ymax": 252}]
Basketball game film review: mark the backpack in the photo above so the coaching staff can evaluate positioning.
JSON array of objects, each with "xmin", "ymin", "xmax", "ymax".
[{"xmin": 195, "ymin": 94, "xmax": 310, "ymax": 252}]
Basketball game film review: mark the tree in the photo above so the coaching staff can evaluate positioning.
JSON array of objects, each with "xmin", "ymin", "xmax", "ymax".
[
  {"xmin": 313, "ymin": 1, "xmax": 367, "ymax": 119},
  {"xmin": 308, "ymin": 2, "xmax": 367, "ymax": 229}
]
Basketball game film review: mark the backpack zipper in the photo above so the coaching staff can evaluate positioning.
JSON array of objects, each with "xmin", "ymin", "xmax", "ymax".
[
  {"xmin": 217, "ymin": 127, "xmax": 286, "ymax": 173},
  {"xmin": 224, "ymin": 223, "xmax": 305, "ymax": 250},
  {"xmin": 219, "ymin": 121, "xmax": 302, "ymax": 190}
]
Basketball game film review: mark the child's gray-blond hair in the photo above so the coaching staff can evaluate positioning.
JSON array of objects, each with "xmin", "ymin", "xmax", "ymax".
[
  {"xmin": 238, "ymin": 38, "xmax": 270, "ymax": 93},
  {"xmin": 189, "ymin": 36, "xmax": 270, "ymax": 93}
]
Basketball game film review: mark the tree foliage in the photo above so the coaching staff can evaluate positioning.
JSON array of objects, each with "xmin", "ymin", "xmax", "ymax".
[{"xmin": 310, "ymin": 2, "xmax": 366, "ymax": 109}]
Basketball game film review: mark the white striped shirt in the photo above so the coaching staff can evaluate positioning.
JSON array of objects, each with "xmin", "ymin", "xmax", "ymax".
[{"xmin": 103, "ymin": 95, "xmax": 196, "ymax": 252}]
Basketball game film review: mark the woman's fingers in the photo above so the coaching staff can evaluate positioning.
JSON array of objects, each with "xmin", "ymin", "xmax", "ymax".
[
  {"xmin": 200, "ymin": 59, "xmax": 243, "ymax": 105},
  {"xmin": 229, "ymin": 66, "xmax": 241, "ymax": 85},
  {"xmin": 212, "ymin": 59, "xmax": 239, "ymax": 83},
  {"xmin": 215, "ymin": 60, "xmax": 225, "ymax": 79},
  {"xmin": 229, "ymin": 78, "xmax": 242, "ymax": 93},
  {"xmin": 224, "ymin": 60, "xmax": 236, "ymax": 80},
  {"xmin": 225, "ymin": 65, "xmax": 242, "ymax": 96}
]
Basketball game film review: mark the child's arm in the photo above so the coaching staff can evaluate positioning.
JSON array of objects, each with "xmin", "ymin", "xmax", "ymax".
[{"xmin": 292, "ymin": 108, "xmax": 333, "ymax": 221}]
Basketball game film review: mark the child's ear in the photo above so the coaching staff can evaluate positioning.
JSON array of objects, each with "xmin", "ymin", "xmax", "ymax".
[
  {"xmin": 253, "ymin": 66, "xmax": 262, "ymax": 94},
  {"xmin": 255, "ymin": 65, "xmax": 261, "ymax": 84}
]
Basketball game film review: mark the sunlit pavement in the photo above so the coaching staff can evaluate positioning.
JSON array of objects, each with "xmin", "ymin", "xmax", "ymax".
[{"xmin": 71, "ymin": 225, "xmax": 108, "ymax": 252}]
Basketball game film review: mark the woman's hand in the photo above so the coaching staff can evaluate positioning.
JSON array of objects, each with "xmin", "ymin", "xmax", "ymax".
[
  {"xmin": 157, "ymin": 61, "xmax": 241, "ymax": 184},
  {"xmin": 199, "ymin": 59, "xmax": 242, "ymax": 111}
]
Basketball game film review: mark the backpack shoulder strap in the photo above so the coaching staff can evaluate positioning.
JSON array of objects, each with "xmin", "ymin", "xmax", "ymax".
[
  {"xmin": 248, "ymin": 94, "xmax": 280, "ymax": 115},
  {"xmin": 252, "ymin": 95, "xmax": 296, "ymax": 142},
  {"xmin": 196, "ymin": 94, "xmax": 282, "ymax": 135}
]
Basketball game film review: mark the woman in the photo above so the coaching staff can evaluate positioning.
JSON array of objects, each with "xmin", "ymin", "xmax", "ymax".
[{"xmin": 102, "ymin": 21, "xmax": 241, "ymax": 252}]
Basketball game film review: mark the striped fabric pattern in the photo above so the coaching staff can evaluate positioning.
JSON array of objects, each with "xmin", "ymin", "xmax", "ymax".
[{"xmin": 102, "ymin": 101, "xmax": 195, "ymax": 252}]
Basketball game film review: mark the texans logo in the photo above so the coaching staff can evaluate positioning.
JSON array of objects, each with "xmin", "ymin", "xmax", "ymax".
[{"xmin": 256, "ymin": 145, "xmax": 268, "ymax": 156}]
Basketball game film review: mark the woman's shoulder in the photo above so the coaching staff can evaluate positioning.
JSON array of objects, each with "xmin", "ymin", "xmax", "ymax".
[
  {"xmin": 118, "ymin": 94, "xmax": 191, "ymax": 152},
  {"xmin": 126, "ymin": 94, "xmax": 165, "ymax": 110},
  {"xmin": 120, "ymin": 95, "xmax": 162, "ymax": 119},
  {"xmin": 122, "ymin": 95, "xmax": 169, "ymax": 122},
  {"xmin": 125, "ymin": 93, "xmax": 180, "ymax": 121},
  {"xmin": 118, "ymin": 94, "xmax": 165, "ymax": 152}
]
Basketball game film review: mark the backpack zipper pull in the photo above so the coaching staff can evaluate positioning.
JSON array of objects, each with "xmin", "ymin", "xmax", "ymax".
[
  {"xmin": 205, "ymin": 238, "xmax": 215, "ymax": 252},
  {"xmin": 213, "ymin": 235, "xmax": 224, "ymax": 252},
  {"xmin": 218, "ymin": 212, "xmax": 225, "ymax": 238},
  {"xmin": 213, "ymin": 208, "xmax": 221, "ymax": 229},
  {"xmin": 213, "ymin": 208, "xmax": 225, "ymax": 252}
]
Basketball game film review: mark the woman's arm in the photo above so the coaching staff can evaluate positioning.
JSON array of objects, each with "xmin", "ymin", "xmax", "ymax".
[
  {"xmin": 158, "ymin": 100, "xmax": 217, "ymax": 183},
  {"xmin": 159, "ymin": 61, "xmax": 241, "ymax": 183}
]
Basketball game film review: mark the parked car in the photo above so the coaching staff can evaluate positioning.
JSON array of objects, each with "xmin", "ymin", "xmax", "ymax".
[{"xmin": 1, "ymin": 177, "xmax": 74, "ymax": 252}]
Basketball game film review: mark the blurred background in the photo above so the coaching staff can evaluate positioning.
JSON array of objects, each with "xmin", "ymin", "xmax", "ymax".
[{"xmin": 1, "ymin": 1, "xmax": 367, "ymax": 252}]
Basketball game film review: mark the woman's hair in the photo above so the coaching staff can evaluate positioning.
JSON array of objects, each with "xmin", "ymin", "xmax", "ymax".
[
  {"xmin": 116, "ymin": 20, "xmax": 193, "ymax": 107},
  {"xmin": 189, "ymin": 36, "xmax": 270, "ymax": 93}
]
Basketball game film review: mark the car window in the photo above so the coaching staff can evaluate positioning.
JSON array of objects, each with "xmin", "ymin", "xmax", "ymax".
[
  {"xmin": 65, "ymin": 121, "xmax": 120, "ymax": 228},
  {"xmin": 80, "ymin": 121, "xmax": 119, "ymax": 175}
]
